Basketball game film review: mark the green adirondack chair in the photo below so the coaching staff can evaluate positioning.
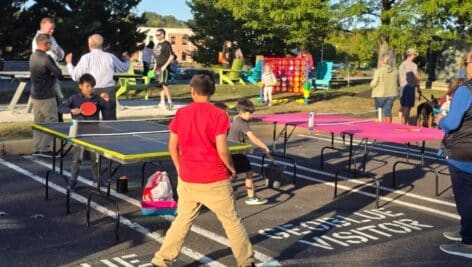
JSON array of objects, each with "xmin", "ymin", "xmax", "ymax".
[
  {"xmin": 312, "ymin": 61, "xmax": 333, "ymax": 90},
  {"xmin": 116, "ymin": 68, "xmax": 153, "ymax": 100},
  {"xmin": 219, "ymin": 58, "xmax": 246, "ymax": 85}
]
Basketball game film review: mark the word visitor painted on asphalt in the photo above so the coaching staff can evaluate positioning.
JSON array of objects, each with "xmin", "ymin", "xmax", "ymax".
[{"xmin": 258, "ymin": 208, "xmax": 434, "ymax": 250}]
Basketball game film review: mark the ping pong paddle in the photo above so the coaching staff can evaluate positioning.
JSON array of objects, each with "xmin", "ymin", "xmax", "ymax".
[{"xmin": 80, "ymin": 101, "xmax": 97, "ymax": 116}]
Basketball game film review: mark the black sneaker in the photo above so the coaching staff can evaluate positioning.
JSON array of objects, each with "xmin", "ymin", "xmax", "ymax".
[{"xmin": 166, "ymin": 103, "xmax": 173, "ymax": 110}]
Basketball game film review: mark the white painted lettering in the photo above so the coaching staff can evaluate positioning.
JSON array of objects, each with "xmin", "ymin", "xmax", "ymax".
[
  {"xmin": 335, "ymin": 215, "xmax": 364, "ymax": 224},
  {"xmin": 297, "ymin": 236, "xmax": 334, "ymax": 250},
  {"xmin": 394, "ymin": 219, "xmax": 434, "ymax": 230},
  {"xmin": 322, "ymin": 235, "xmax": 350, "ymax": 247},
  {"xmin": 300, "ymin": 221, "xmax": 330, "ymax": 231},
  {"xmin": 370, "ymin": 208, "xmax": 404, "ymax": 218},
  {"xmin": 258, "ymin": 228, "xmax": 289, "ymax": 239},
  {"xmin": 332, "ymin": 231, "xmax": 369, "ymax": 244},
  {"xmin": 276, "ymin": 224, "xmax": 311, "ymax": 236},
  {"xmin": 351, "ymin": 226, "xmax": 380, "ymax": 240}
]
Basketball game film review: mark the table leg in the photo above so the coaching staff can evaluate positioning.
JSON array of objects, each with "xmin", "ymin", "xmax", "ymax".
[{"xmin": 7, "ymin": 81, "xmax": 27, "ymax": 112}]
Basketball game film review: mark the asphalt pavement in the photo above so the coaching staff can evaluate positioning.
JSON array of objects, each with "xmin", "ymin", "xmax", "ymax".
[{"xmin": 0, "ymin": 129, "xmax": 470, "ymax": 267}]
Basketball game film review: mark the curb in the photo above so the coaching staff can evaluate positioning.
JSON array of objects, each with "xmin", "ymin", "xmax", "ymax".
[{"xmin": 1, "ymin": 139, "xmax": 33, "ymax": 156}]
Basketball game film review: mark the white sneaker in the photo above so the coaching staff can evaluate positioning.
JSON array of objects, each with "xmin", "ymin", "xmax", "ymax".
[
  {"xmin": 245, "ymin": 197, "xmax": 268, "ymax": 205},
  {"xmin": 158, "ymin": 103, "xmax": 166, "ymax": 109}
]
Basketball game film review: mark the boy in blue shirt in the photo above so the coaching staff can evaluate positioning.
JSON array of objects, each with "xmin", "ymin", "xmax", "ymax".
[{"xmin": 58, "ymin": 74, "xmax": 111, "ymax": 190}]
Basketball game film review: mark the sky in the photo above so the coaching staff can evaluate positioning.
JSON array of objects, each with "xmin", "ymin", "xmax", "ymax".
[{"xmin": 136, "ymin": 0, "xmax": 193, "ymax": 21}]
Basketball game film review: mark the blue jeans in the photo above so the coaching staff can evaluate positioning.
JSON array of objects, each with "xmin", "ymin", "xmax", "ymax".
[
  {"xmin": 449, "ymin": 163, "xmax": 472, "ymax": 244},
  {"xmin": 374, "ymin": 97, "xmax": 395, "ymax": 117}
]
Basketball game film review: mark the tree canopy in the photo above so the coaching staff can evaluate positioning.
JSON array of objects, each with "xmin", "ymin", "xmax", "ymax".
[
  {"xmin": 1, "ymin": 0, "xmax": 146, "ymax": 61},
  {"xmin": 143, "ymin": 12, "xmax": 187, "ymax": 28}
]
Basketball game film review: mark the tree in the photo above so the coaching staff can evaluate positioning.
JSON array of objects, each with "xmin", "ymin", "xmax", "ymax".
[
  {"xmin": 0, "ymin": 0, "xmax": 27, "ymax": 59},
  {"xmin": 143, "ymin": 12, "xmax": 187, "ymax": 28},
  {"xmin": 13, "ymin": 0, "xmax": 146, "ymax": 61},
  {"xmin": 187, "ymin": 0, "xmax": 286, "ymax": 65},
  {"xmin": 216, "ymin": 0, "xmax": 332, "ymax": 54}
]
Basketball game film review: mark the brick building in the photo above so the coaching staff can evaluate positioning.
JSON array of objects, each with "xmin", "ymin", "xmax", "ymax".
[{"xmin": 137, "ymin": 27, "xmax": 196, "ymax": 63}]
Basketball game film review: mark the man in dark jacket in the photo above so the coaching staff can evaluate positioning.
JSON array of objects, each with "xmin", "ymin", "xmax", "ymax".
[{"xmin": 30, "ymin": 33, "xmax": 62, "ymax": 157}]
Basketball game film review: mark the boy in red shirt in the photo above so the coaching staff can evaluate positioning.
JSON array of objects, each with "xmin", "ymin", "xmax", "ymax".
[{"xmin": 151, "ymin": 74, "xmax": 255, "ymax": 267}]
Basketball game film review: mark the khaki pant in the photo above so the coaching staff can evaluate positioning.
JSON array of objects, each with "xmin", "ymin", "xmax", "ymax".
[
  {"xmin": 152, "ymin": 178, "xmax": 254, "ymax": 267},
  {"xmin": 31, "ymin": 97, "xmax": 58, "ymax": 152},
  {"xmin": 70, "ymin": 146, "xmax": 99, "ymax": 182}
]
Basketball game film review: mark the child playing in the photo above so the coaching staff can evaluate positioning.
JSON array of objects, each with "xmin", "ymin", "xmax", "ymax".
[
  {"xmin": 152, "ymin": 74, "xmax": 254, "ymax": 267},
  {"xmin": 261, "ymin": 64, "xmax": 277, "ymax": 106},
  {"xmin": 58, "ymin": 73, "xmax": 111, "ymax": 190},
  {"xmin": 228, "ymin": 99, "xmax": 269, "ymax": 205}
]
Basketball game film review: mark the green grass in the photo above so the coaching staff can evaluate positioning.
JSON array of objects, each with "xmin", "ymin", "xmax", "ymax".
[{"xmin": 0, "ymin": 82, "xmax": 447, "ymax": 141}]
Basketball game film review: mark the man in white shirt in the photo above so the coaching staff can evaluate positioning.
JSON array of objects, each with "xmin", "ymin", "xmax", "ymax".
[
  {"xmin": 65, "ymin": 34, "xmax": 130, "ymax": 120},
  {"xmin": 32, "ymin": 17, "xmax": 65, "ymax": 121}
]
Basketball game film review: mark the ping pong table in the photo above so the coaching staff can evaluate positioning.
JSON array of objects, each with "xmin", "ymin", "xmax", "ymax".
[
  {"xmin": 33, "ymin": 120, "xmax": 252, "ymax": 213},
  {"xmin": 0, "ymin": 71, "xmax": 140, "ymax": 112},
  {"xmin": 255, "ymin": 112, "xmax": 445, "ymax": 205}
]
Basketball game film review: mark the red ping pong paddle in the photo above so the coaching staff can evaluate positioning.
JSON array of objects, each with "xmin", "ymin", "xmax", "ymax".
[{"xmin": 80, "ymin": 101, "xmax": 97, "ymax": 116}]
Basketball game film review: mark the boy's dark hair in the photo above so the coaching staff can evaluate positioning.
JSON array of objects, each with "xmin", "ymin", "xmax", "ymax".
[
  {"xmin": 214, "ymin": 101, "xmax": 228, "ymax": 111},
  {"xmin": 156, "ymin": 28, "xmax": 166, "ymax": 37},
  {"xmin": 237, "ymin": 98, "xmax": 255, "ymax": 113},
  {"xmin": 190, "ymin": 74, "xmax": 215, "ymax": 96},
  {"xmin": 78, "ymin": 73, "xmax": 96, "ymax": 87}
]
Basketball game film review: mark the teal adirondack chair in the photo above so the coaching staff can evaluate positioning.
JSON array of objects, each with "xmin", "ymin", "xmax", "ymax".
[
  {"xmin": 244, "ymin": 59, "xmax": 264, "ymax": 85},
  {"xmin": 313, "ymin": 61, "xmax": 333, "ymax": 90},
  {"xmin": 219, "ymin": 58, "xmax": 246, "ymax": 85}
]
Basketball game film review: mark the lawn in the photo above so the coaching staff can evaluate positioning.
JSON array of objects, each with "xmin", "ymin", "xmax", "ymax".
[{"xmin": 0, "ymin": 82, "xmax": 445, "ymax": 141}]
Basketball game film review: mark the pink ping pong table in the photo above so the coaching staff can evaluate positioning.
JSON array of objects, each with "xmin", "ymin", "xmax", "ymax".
[{"xmin": 255, "ymin": 112, "xmax": 445, "ymax": 204}]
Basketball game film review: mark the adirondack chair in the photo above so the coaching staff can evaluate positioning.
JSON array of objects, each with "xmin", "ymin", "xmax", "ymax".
[
  {"xmin": 116, "ymin": 68, "xmax": 153, "ymax": 100},
  {"xmin": 219, "ymin": 58, "xmax": 246, "ymax": 85},
  {"xmin": 312, "ymin": 61, "xmax": 333, "ymax": 90},
  {"xmin": 244, "ymin": 59, "xmax": 264, "ymax": 85}
]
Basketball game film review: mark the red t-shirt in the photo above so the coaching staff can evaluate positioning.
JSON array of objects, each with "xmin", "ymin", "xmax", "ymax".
[{"xmin": 169, "ymin": 102, "xmax": 231, "ymax": 183}]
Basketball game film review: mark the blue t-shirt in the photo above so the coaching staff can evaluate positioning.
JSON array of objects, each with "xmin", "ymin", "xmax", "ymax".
[{"xmin": 439, "ymin": 86, "xmax": 472, "ymax": 173}]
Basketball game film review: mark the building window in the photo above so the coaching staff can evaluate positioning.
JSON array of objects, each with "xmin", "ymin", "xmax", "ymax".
[
  {"xmin": 182, "ymin": 34, "xmax": 189, "ymax": 45},
  {"xmin": 182, "ymin": 52, "xmax": 187, "ymax": 61},
  {"xmin": 170, "ymin": 36, "xmax": 176, "ymax": 45}
]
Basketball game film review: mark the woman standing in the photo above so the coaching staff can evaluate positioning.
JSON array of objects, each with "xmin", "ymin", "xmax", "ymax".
[
  {"xmin": 370, "ymin": 53, "xmax": 399, "ymax": 123},
  {"xmin": 439, "ymin": 52, "xmax": 472, "ymax": 259}
]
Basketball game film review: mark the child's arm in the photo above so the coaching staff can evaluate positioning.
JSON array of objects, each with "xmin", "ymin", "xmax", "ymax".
[
  {"xmin": 246, "ymin": 131, "xmax": 270, "ymax": 154},
  {"xmin": 216, "ymin": 133, "xmax": 236, "ymax": 176},
  {"xmin": 168, "ymin": 132, "xmax": 181, "ymax": 177},
  {"xmin": 57, "ymin": 96, "xmax": 80, "ymax": 115}
]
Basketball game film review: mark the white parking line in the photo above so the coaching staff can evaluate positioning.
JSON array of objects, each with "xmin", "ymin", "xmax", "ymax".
[
  {"xmin": 22, "ymin": 156, "xmax": 278, "ymax": 265},
  {"xmin": 248, "ymin": 158, "xmax": 459, "ymax": 220},
  {"xmin": 0, "ymin": 158, "xmax": 224, "ymax": 267},
  {"xmin": 267, "ymin": 135, "xmax": 455, "ymax": 208}
]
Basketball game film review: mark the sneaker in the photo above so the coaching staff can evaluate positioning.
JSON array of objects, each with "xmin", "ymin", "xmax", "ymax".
[
  {"xmin": 440, "ymin": 242, "xmax": 472, "ymax": 258},
  {"xmin": 245, "ymin": 197, "xmax": 268, "ymax": 205},
  {"xmin": 166, "ymin": 103, "xmax": 173, "ymax": 110},
  {"xmin": 444, "ymin": 231, "xmax": 462, "ymax": 241},
  {"xmin": 158, "ymin": 103, "xmax": 166, "ymax": 109}
]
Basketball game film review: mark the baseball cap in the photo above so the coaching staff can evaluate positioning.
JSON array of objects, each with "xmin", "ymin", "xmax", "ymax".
[{"xmin": 406, "ymin": 48, "xmax": 417, "ymax": 56}]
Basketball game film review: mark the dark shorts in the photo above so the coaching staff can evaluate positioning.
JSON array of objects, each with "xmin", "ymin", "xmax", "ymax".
[
  {"xmin": 400, "ymin": 85, "xmax": 415, "ymax": 108},
  {"xmin": 232, "ymin": 153, "xmax": 252, "ymax": 174},
  {"xmin": 156, "ymin": 68, "xmax": 169, "ymax": 86},
  {"xmin": 374, "ymin": 96, "xmax": 396, "ymax": 117}
]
